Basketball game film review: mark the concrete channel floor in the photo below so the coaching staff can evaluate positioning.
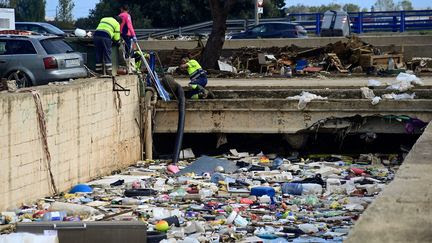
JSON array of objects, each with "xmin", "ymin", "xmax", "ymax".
[
  {"xmin": 175, "ymin": 76, "xmax": 432, "ymax": 88},
  {"xmin": 346, "ymin": 122, "xmax": 432, "ymax": 243},
  {"xmin": 176, "ymin": 75, "xmax": 432, "ymax": 242}
]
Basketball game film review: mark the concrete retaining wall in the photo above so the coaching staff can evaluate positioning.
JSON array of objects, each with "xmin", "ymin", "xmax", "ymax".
[
  {"xmin": 0, "ymin": 76, "xmax": 141, "ymax": 211},
  {"xmin": 141, "ymin": 35, "xmax": 432, "ymax": 50},
  {"xmin": 346, "ymin": 122, "xmax": 432, "ymax": 242}
]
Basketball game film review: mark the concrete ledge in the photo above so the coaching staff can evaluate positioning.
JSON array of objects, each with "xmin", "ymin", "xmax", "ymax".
[
  {"xmin": 346, "ymin": 122, "xmax": 432, "ymax": 243},
  {"xmin": 155, "ymin": 99, "xmax": 432, "ymax": 134},
  {"xmin": 0, "ymin": 76, "xmax": 141, "ymax": 211}
]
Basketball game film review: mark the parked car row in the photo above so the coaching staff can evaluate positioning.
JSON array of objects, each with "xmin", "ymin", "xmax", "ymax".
[
  {"xmin": 227, "ymin": 22, "xmax": 308, "ymax": 39},
  {"xmin": 15, "ymin": 22, "xmax": 66, "ymax": 37},
  {"xmin": 0, "ymin": 31, "xmax": 87, "ymax": 87}
]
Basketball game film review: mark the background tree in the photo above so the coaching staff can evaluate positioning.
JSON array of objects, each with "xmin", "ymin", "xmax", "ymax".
[
  {"xmin": 285, "ymin": 3, "xmax": 363, "ymax": 13},
  {"xmin": 374, "ymin": 0, "xmax": 397, "ymax": 11},
  {"xmin": 77, "ymin": 0, "xmax": 210, "ymax": 29},
  {"xmin": 77, "ymin": 0, "xmax": 285, "ymax": 29},
  {"xmin": 55, "ymin": 0, "xmax": 74, "ymax": 23},
  {"xmin": 11, "ymin": 0, "xmax": 46, "ymax": 21},
  {"xmin": 8, "ymin": 0, "xmax": 16, "ymax": 7},
  {"xmin": 200, "ymin": 0, "xmax": 235, "ymax": 69},
  {"xmin": 262, "ymin": 0, "xmax": 285, "ymax": 18},
  {"xmin": 284, "ymin": 4, "xmax": 310, "ymax": 14},
  {"xmin": 398, "ymin": 0, "xmax": 413, "ymax": 10},
  {"xmin": 343, "ymin": 3, "xmax": 361, "ymax": 12},
  {"xmin": 314, "ymin": 3, "xmax": 342, "ymax": 12},
  {"xmin": 0, "ymin": 0, "xmax": 8, "ymax": 7}
]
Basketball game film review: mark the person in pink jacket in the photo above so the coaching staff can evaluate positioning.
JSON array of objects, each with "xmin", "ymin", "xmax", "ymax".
[{"xmin": 119, "ymin": 5, "xmax": 136, "ymax": 59}]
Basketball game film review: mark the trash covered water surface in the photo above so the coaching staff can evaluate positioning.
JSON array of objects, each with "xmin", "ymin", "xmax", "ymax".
[{"xmin": 0, "ymin": 149, "xmax": 402, "ymax": 242}]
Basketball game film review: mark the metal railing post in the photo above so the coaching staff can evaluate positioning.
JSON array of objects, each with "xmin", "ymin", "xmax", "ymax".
[
  {"xmin": 315, "ymin": 13, "xmax": 321, "ymax": 36},
  {"xmin": 358, "ymin": 12, "xmax": 363, "ymax": 34},
  {"xmin": 400, "ymin": 11, "xmax": 406, "ymax": 32},
  {"xmin": 392, "ymin": 15, "xmax": 398, "ymax": 32}
]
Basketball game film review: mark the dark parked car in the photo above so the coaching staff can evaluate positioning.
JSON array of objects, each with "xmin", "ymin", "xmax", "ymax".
[
  {"xmin": 228, "ymin": 22, "xmax": 308, "ymax": 39},
  {"xmin": 15, "ymin": 22, "xmax": 65, "ymax": 36},
  {"xmin": 0, "ymin": 33, "xmax": 87, "ymax": 87}
]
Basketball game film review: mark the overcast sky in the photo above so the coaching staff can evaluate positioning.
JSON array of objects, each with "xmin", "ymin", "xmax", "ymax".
[{"xmin": 45, "ymin": 0, "xmax": 432, "ymax": 19}]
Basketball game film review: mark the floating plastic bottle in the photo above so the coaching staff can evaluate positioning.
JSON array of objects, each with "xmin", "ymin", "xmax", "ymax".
[
  {"xmin": 282, "ymin": 183, "xmax": 303, "ymax": 195},
  {"xmin": 282, "ymin": 183, "xmax": 322, "ymax": 195},
  {"xmin": 42, "ymin": 211, "xmax": 67, "ymax": 221}
]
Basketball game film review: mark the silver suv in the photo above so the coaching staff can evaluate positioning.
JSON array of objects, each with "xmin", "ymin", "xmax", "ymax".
[{"xmin": 0, "ymin": 34, "xmax": 87, "ymax": 87}]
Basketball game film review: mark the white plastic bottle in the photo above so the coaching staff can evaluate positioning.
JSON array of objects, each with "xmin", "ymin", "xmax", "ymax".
[{"xmin": 301, "ymin": 183, "xmax": 323, "ymax": 195}]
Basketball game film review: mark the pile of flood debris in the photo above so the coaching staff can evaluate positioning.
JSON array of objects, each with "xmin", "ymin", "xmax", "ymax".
[
  {"xmin": 226, "ymin": 36, "xmax": 405, "ymax": 76},
  {"xmin": 0, "ymin": 79, "xmax": 17, "ymax": 92},
  {"xmin": 166, "ymin": 36, "xmax": 427, "ymax": 78},
  {"xmin": 1, "ymin": 150, "xmax": 403, "ymax": 243}
]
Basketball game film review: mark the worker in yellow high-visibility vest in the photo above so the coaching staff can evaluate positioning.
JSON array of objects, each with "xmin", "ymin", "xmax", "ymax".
[
  {"xmin": 180, "ymin": 56, "xmax": 209, "ymax": 99},
  {"xmin": 93, "ymin": 17, "xmax": 121, "ymax": 75}
]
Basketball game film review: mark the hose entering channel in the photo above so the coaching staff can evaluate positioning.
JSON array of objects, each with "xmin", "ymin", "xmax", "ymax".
[{"xmin": 161, "ymin": 75, "xmax": 185, "ymax": 164}]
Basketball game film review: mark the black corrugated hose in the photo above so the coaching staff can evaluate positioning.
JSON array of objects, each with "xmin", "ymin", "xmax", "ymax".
[{"xmin": 161, "ymin": 75, "xmax": 185, "ymax": 164}]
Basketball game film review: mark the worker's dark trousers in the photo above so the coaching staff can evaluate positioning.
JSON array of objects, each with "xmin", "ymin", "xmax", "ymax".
[
  {"xmin": 93, "ymin": 34, "xmax": 112, "ymax": 75},
  {"xmin": 189, "ymin": 75, "xmax": 208, "ymax": 99},
  {"xmin": 122, "ymin": 35, "xmax": 132, "ymax": 58}
]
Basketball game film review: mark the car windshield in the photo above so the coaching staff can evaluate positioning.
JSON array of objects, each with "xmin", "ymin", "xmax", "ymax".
[
  {"xmin": 250, "ymin": 25, "xmax": 266, "ymax": 33},
  {"xmin": 40, "ymin": 38, "xmax": 74, "ymax": 54},
  {"xmin": 41, "ymin": 23, "xmax": 65, "ymax": 35},
  {"xmin": 15, "ymin": 24, "xmax": 28, "ymax": 31}
]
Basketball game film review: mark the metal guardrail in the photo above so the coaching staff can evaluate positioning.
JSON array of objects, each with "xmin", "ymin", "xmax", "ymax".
[
  {"xmin": 288, "ymin": 10, "xmax": 432, "ymax": 35},
  {"xmin": 65, "ymin": 18, "xmax": 291, "ymax": 39},
  {"xmin": 144, "ymin": 10, "xmax": 432, "ymax": 38},
  {"xmin": 64, "ymin": 10, "xmax": 432, "ymax": 38},
  {"xmin": 144, "ymin": 18, "xmax": 302, "ymax": 38}
]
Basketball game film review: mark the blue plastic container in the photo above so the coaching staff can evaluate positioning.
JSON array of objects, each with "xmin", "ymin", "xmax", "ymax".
[
  {"xmin": 282, "ymin": 183, "xmax": 303, "ymax": 195},
  {"xmin": 250, "ymin": 187, "xmax": 276, "ymax": 198},
  {"xmin": 272, "ymin": 157, "xmax": 284, "ymax": 170},
  {"xmin": 69, "ymin": 184, "xmax": 93, "ymax": 193},
  {"xmin": 251, "ymin": 187, "xmax": 276, "ymax": 204}
]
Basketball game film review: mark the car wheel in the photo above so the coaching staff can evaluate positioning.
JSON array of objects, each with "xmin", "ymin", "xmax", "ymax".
[{"xmin": 7, "ymin": 71, "xmax": 32, "ymax": 88}]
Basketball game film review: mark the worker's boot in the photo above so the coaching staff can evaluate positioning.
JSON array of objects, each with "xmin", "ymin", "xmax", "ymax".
[
  {"xmin": 206, "ymin": 89, "xmax": 215, "ymax": 99},
  {"xmin": 95, "ymin": 63, "xmax": 103, "ymax": 75},
  {"xmin": 199, "ymin": 89, "xmax": 208, "ymax": 99},
  {"xmin": 194, "ymin": 84, "xmax": 210, "ymax": 99},
  {"xmin": 99, "ymin": 64, "xmax": 113, "ymax": 78},
  {"xmin": 196, "ymin": 85, "xmax": 215, "ymax": 99}
]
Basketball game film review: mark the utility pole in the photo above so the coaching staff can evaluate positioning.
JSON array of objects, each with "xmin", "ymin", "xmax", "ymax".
[
  {"xmin": 255, "ymin": 0, "xmax": 263, "ymax": 25},
  {"xmin": 255, "ymin": 0, "xmax": 258, "ymax": 25}
]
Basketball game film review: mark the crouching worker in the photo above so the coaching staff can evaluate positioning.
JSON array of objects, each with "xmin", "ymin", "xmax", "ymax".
[
  {"xmin": 180, "ymin": 56, "xmax": 210, "ymax": 99},
  {"xmin": 93, "ymin": 16, "xmax": 121, "ymax": 76},
  {"xmin": 131, "ymin": 49, "xmax": 149, "ymax": 73}
]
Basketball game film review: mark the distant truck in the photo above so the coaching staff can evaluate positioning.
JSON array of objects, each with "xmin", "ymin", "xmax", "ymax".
[
  {"xmin": 0, "ymin": 8, "xmax": 15, "ymax": 31},
  {"xmin": 320, "ymin": 10, "xmax": 351, "ymax": 37}
]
